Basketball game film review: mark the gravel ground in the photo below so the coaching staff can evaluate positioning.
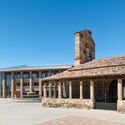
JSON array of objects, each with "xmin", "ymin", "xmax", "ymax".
[{"xmin": 0, "ymin": 100, "xmax": 125, "ymax": 125}]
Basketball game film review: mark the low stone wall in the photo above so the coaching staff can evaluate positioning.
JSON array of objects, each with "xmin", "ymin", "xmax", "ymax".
[
  {"xmin": 117, "ymin": 100, "xmax": 125, "ymax": 113},
  {"xmin": 42, "ymin": 98, "xmax": 95, "ymax": 109}
]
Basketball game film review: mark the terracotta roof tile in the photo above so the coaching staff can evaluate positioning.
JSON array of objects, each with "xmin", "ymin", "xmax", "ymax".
[{"xmin": 42, "ymin": 55, "xmax": 125, "ymax": 81}]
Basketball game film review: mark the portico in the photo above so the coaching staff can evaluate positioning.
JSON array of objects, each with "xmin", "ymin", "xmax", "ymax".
[
  {"xmin": 42, "ymin": 79, "xmax": 95, "ymax": 109},
  {"xmin": 42, "ymin": 77, "xmax": 125, "ymax": 111},
  {"xmin": 41, "ymin": 54, "xmax": 125, "ymax": 112}
]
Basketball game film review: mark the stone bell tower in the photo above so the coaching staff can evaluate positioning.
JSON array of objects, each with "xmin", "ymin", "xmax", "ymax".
[{"xmin": 75, "ymin": 28, "xmax": 95, "ymax": 66}]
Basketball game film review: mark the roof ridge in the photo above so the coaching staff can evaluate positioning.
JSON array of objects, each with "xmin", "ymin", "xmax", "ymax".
[
  {"xmin": 94, "ymin": 54, "xmax": 125, "ymax": 61},
  {"xmin": 69, "ymin": 64, "xmax": 125, "ymax": 71}
]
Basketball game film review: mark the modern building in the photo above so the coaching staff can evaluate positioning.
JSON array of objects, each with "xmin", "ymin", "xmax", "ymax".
[
  {"xmin": 0, "ymin": 29, "xmax": 125, "ymax": 112},
  {"xmin": 0, "ymin": 64, "xmax": 73, "ymax": 98}
]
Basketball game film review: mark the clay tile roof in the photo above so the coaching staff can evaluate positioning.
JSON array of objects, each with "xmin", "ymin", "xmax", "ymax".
[{"xmin": 42, "ymin": 55, "xmax": 125, "ymax": 81}]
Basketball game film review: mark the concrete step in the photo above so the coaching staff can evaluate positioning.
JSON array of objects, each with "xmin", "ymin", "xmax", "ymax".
[
  {"xmin": 12, "ymin": 98, "xmax": 42, "ymax": 103},
  {"xmin": 0, "ymin": 98, "xmax": 12, "ymax": 104}
]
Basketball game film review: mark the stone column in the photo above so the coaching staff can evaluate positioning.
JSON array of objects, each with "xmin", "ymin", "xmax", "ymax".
[
  {"xmin": 118, "ymin": 79, "xmax": 122, "ymax": 100},
  {"xmin": 29, "ymin": 71, "xmax": 32, "ymax": 93},
  {"xmin": 90, "ymin": 80, "xmax": 94, "ymax": 100},
  {"xmin": 69, "ymin": 81, "xmax": 72, "ymax": 99},
  {"xmin": 39, "ymin": 71, "xmax": 42, "ymax": 96},
  {"xmin": 11, "ymin": 72, "xmax": 14, "ymax": 98},
  {"xmin": 63, "ymin": 82, "xmax": 66, "ymax": 98},
  {"xmin": 53, "ymin": 82, "xmax": 56, "ymax": 98},
  {"xmin": 3, "ymin": 72, "xmax": 6, "ymax": 98},
  {"xmin": 58, "ymin": 81, "xmax": 62, "ymax": 99},
  {"xmin": 49, "ymin": 82, "xmax": 52, "ymax": 98},
  {"xmin": 80, "ymin": 80, "xmax": 83, "ymax": 99},
  {"xmin": 44, "ymin": 83, "xmax": 47, "ymax": 98},
  {"xmin": 20, "ymin": 72, "xmax": 23, "ymax": 98}
]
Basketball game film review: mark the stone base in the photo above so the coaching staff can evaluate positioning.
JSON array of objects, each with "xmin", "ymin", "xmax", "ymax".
[
  {"xmin": 117, "ymin": 100, "xmax": 125, "ymax": 113},
  {"xmin": 42, "ymin": 98, "xmax": 95, "ymax": 109}
]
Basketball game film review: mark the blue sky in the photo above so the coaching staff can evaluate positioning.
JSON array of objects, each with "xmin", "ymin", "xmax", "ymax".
[{"xmin": 0, "ymin": 0, "xmax": 125, "ymax": 68}]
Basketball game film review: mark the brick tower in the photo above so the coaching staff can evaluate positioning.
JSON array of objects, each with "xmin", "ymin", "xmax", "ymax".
[{"xmin": 75, "ymin": 29, "xmax": 95, "ymax": 66}]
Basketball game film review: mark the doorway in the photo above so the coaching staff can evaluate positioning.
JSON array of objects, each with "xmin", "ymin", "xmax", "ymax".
[
  {"xmin": 108, "ymin": 80, "xmax": 117, "ymax": 102},
  {"xmin": 95, "ymin": 80, "xmax": 117, "ymax": 110}
]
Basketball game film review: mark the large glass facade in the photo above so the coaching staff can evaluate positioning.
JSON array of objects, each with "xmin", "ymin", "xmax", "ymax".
[
  {"xmin": 6, "ymin": 73, "xmax": 11, "ymax": 98},
  {"xmin": 0, "ymin": 73, "xmax": 3, "ymax": 98}
]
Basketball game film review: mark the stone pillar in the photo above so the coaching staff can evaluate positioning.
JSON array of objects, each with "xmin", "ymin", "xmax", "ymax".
[
  {"xmin": 63, "ymin": 82, "xmax": 66, "ymax": 98},
  {"xmin": 118, "ymin": 79, "xmax": 122, "ymax": 100},
  {"xmin": 11, "ymin": 72, "xmax": 14, "ymax": 98},
  {"xmin": 3, "ymin": 72, "xmax": 6, "ymax": 98},
  {"xmin": 39, "ymin": 71, "xmax": 42, "ymax": 96},
  {"xmin": 58, "ymin": 81, "xmax": 62, "ymax": 99},
  {"xmin": 49, "ymin": 82, "xmax": 52, "ymax": 98},
  {"xmin": 80, "ymin": 80, "xmax": 83, "ymax": 99},
  {"xmin": 29, "ymin": 71, "xmax": 32, "ymax": 93},
  {"xmin": 69, "ymin": 81, "xmax": 72, "ymax": 99},
  {"xmin": 20, "ymin": 72, "xmax": 23, "ymax": 98},
  {"xmin": 90, "ymin": 80, "xmax": 94, "ymax": 100},
  {"xmin": 53, "ymin": 82, "xmax": 56, "ymax": 98},
  {"xmin": 44, "ymin": 83, "xmax": 47, "ymax": 98}
]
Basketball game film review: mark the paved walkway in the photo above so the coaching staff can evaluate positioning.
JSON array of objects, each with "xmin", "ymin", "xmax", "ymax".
[
  {"xmin": 38, "ymin": 116, "xmax": 125, "ymax": 125},
  {"xmin": 0, "ymin": 100, "xmax": 125, "ymax": 125}
]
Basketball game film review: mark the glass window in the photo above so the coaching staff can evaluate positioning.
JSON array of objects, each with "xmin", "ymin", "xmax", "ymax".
[
  {"xmin": 32, "ymin": 73, "xmax": 37, "ymax": 78},
  {"xmin": 34, "ymin": 82, "xmax": 39, "ymax": 86},
  {"xmin": 23, "ymin": 72, "xmax": 29, "ymax": 79},
  {"xmin": 23, "ymin": 82, "xmax": 29, "ymax": 86},
  {"xmin": 15, "ymin": 72, "xmax": 20, "ymax": 79},
  {"xmin": 16, "ymin": 83, "xmax": 20, "ymax": 86},
  {"xmin": 45, "ymin": 71, "xmax": 49, "ymax": 77},
  {"xmin": 32, "ymin": 72, "xmax": 39, "ymax": 78},
  {"xmin": 41, "ymin": 71, "xmax": 49, "ymax": 78},
  {"xmin": 51, "ymin": 70, "xmax": 59, "ymax": 76},
  {"xmin": 42, "ymin": 73, "xmax": 45, "ymax": 78},
  {"xmin": 51, "ymin": 72, "xmax": 54, "ymax": 76}
]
